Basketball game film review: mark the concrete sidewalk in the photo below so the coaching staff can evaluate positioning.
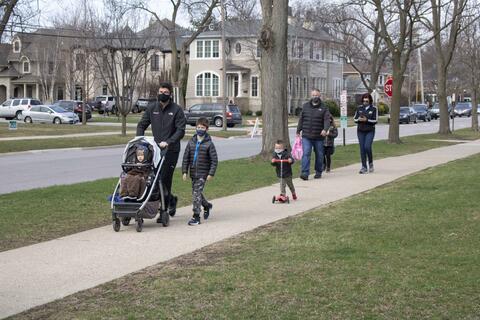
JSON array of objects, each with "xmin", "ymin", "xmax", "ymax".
[{"xmin": 1, "ymin": 140, "xmax": 480, "ymax": 318}]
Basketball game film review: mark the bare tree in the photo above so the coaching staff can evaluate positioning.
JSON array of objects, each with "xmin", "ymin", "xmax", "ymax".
[
  {"xmin": 90, "ymin": 0, "xmax": 151, "ymax": 135},
  {"xmin": 369, "ymin": 0, "xmax": 432, "ymax": 143},
  {"xmin": 457, "ymin": 17, "xmax": 480, "ymax": 131},
  {"xmin": 423, "ymin": 0, "xmax": 471, "ymax": 134},
  {"xmin": 133, "ymin": 0, "xmax": 219, "ymax": 108},
  {"xmin": 0, "ymin": 0, "xmax": 19, "ymax": 39},
  {"xmin": 37, "ymin": 33, "xmax": 62, "ymax": 103},
  {"xmin": 259, "ymin": 0, "xmax": 289, "ymax": 158},
  {"xmin": 1, "ymin": 0, "xmax": 39, "ymax": 41}
]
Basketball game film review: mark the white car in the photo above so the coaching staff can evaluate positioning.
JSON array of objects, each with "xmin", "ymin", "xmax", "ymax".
[
  {"xmin": 94, "ymin": 95, "xmax": 116, "ymax": 114},
  {"xmin": 0, "ymin": 98, "xmax": 43, "ymax": 120},
  {"xmin": 21, "ymin": 105, "xmax": 79, "ymax": 124}
]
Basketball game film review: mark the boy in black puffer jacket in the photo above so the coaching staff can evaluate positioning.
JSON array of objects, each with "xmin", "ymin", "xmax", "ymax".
[
  {"xmin": 271, "ymin": 140, "xmax": 297, "ymax": 200},
  {"xmin": 182, "ymin": 117, "xmax": 218, "ymax": 225}
]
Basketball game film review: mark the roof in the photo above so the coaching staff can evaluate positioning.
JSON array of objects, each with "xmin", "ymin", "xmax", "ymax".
[
  {"xmin": 0, "ymin": 67, "xmax": 21, "ymax": 78},
  {"xmin": 221, "ymin": 62, "xmax": 251, "ymax": 72},
  {"xmin": 195, "ymin": 19, "xmax": 339, "ymax": 43},
  {"xmin": 0, "ymin": 44, "xmax": 10, "ymax": 65}
]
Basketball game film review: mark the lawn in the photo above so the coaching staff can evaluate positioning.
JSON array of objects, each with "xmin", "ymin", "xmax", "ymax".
[
  {"xmin": 12, "ymin": 146, "xmax": 480, "ymax": 319},
  {"xmin": 0, "ymin": 130, "xmax": 248, "ymax": 153},
  {"xmin": 1, "ymin": 130, "xmax": 479, "ymax": 252},
  {"xmin": 0, "ymin": 122, "xmax": 125, "ymax": 138}
]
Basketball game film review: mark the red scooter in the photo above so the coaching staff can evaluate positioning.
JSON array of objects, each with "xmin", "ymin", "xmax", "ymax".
[{"xmin": 271, "ymin": 158, "xmax": 291, "ymax": 204}]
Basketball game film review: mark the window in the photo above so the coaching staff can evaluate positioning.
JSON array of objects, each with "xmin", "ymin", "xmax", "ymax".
[
  {"xmin": 57, "ymin": 87, "xmax": 64, "ymax": 101},
  {"xmin": 256, "ymin": 40, "xmax": 262, "ymax": 58},
  {"xmin": 13, "ymin": 40, "xmax": 21, "ymax": 52},
  {"xmin": 102, "ymin": 53, "xmax": 108, "ymax": 71},
  {"xmin": 196, "ymin": 72, "xmax": 220, "ymax": 96},
  {"xmin": 196, "ymin": 41, "xmax": 203, "ymax": 58},
  {"xmin": 321, "ymin": 45, "xmax": 325, "ymax": 60},
  {"xmin": 23, "ymin": 61, "xmax": 30, "ymax": 73},
  {"xmin": 76, "ymin": 53, "xmax": 85, "ymax": 71},
  {"xmin": 12, "ymin": 99, "xmax": 20, "ymax": 106},
  {"xmin": 196, "ymin": 40, "xmax": 220, "ymax": 58},
  {"xmin": 288, "ymin": 77, "xmax": 292, "ymax": 95},
  {"xmin": 309, "ymin": 42, "xmax": 314, "ymax": 60},
  {"xmin": 123, "ymin": 56, "xmax": 132, "ymax": 71},
  {"xmin": 102, "ymin": 85, "xmax": 108, "ymax": 95},
  {"xmin": 315, "ymin": 42, "xmax": 320, "ymax": 60},
  {"xmin": 303, "ymin": 78, "xmax": 307, "ymax": 98},
  {"xmin": 298, "ymin": 41, "xmax": 304, "ymax": 58},
  {"xmin": 251, "ymin": 76, "xmax": 258, "ymax": 97},
  {"xmin": 291, "ymin": 40, "xmax": 297, "ymax": 58},
  {"xmin": 1, "ymin": 100, "xmax": 11, "ymax": 106},
  {"xmin": 21, "ymin": 99, "xmax": 28, "ymax": 105},
  {"xmin": 75, "ymin": 86, "xmax": 83, "ymax": 101},
  {"xmin": 151, "ymin": 54, "xmax": 159, "ymax": 71},
  {"xmin": 205, "ymin": 40, "xmax": 212, "ymax": 58},
  {"xmin": 295, "ymin": 77, "xmax": 299, "ymax": 98},
  {"xmin": 235, "ymin": 42, "xmax": 242, "ymax": 54},
  {"xmin": 331, "ymin": 48, "xmax": 335, "ymax": 61},
  {"xmin": 333, "ymin": 78, "xmax": 342, "ymax": 99},
  {"xmin": 48, "ymin": 62, "xmax": 54, "ymax": 74}
]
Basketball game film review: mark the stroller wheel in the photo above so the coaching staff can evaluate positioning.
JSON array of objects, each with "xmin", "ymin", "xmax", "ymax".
[
  {"xmin": 272, "ymin": 196, "xmax": 276, "ymax": 204},
  {"xmin": 161, "ymin": 210, "xmax": 170, "ymax": 227},
  {"xmin": 136, "ymin": 219, "xmax": 143, "ymax": 232},
  {"xmin": 113, "ymin": 218, "xmax": 121, "ymax": 232},
  {"xmin": 121, "ymin": 217, "xmax": 131, "ymax": 226}
]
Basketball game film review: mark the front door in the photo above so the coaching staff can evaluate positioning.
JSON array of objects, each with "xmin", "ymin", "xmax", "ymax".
[{"xmin": 227, "ymin": 74, "xmax": 239, "ymax": 98}]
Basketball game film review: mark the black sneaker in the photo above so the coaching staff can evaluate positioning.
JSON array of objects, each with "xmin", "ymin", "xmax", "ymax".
[
  {"xmin": 314, "ymin": 173, "xmax": 322, "ymax": 179},
  {"xmin": 300, "ymin": 174, "xmax": 308, "ymax": 181},
  {"xmin": 359, "ymin": 167, "xmax": 368, "ymax": 174},
  {"xmin": 368, "ymin": 163, "xmax": 374, "ymax": 173},
  {"xmin": 156, "ymin": 209, "xmax": 166, "ymax": 223},
  {"xmin": 188, "ymin": 217, "xmax": 201, "ymax": 226},
  {"xmin": 167, "ymin": 196, "xmax": 178, "ymax": 217},
  {"xmin": 203, "ymin": 203, "xmax": 213, "ymax": 220}
]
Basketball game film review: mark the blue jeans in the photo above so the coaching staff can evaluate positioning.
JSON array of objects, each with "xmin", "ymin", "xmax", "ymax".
[
  {"xmin": 301, "ymin": 137, "xmax": 324, "ymax": 176},
  {"xmin": 357, "ymin": 130, "xmax": 375, "ymax": 168}
]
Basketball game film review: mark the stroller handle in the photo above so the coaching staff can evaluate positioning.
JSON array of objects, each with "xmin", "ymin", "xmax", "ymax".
[{"xmin": 272, "ymin": 159, "xmax": 291, "ymax": 163}]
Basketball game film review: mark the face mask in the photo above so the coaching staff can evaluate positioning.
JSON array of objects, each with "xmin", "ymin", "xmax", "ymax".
[
  {"xmin": 363, "ymin": 101, "xmax": 369, "ymax": 106},
  {"xmin": 196, "ymin": 129, "xmax": 206, "ymax": 136},
  {"xmin": 312, "ymin": 97, "xmax": 320, "ymax": 105},
  {"xmin": 274, "ymin": 148, "xmax": 283, "ymax": 154},
  {"xmin": 158, "ymin": 93, "xmax": 170, "ymax": 102}
]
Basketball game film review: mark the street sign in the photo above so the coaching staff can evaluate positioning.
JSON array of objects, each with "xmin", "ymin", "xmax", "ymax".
[
  {"xmin": 8, "ymin": 120, "xmax": 17, "ymax": 130},
  {"xmin": 384, "ymin": 77, "xmax": 393, "ymax": 97},
  {"xmin": 340, "ymin": 90, "xmax": 347, "ymax": 117},
  {"xmin": 340, "ymin": 116, "xmax": 348, "ymax": 129}
]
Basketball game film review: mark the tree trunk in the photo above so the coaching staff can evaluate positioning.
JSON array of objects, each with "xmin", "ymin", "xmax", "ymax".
[
  {"xmin": 471, "ymin": 87, "xmax": 478, "ymax": 131},
  {"xmin": 437, "ymin": 71, "xmax": 451, "ymax": 134},
  {"xmin": 178, "ymin": 49, "xmax": 189, "ymax": 108},
  {"xmin": 122, "ymin": 113, "xmax": 127, "ymax": 136},
  {"xmin": 259, "ymin": 0, "xmax": 289, "ymax": 159},
  {"xmin": 388, "ymin": 55, "xmax": 402, "ymax": 144},
  {"xmin": 0, "ymin": 0, "xmax": 19, "ymax": 40}
]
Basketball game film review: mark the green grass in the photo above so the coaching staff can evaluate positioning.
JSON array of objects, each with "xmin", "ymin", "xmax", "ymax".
[
  {"xmin": 1, "ymin": 129, "xmax": 479, "ymax": 252},
  {"xmin": 0, "ymin": 130, "xmax": 247, "ymax": 154},
  {"xmin": 90, "ymin": 113, "xmax": 143, "ymax": 124},
  {"xmin": 0, "ymin": 122, "xmax": 127, "ymax": 138},
  {"xmin": 12, "ymin": 146, "xmax": 480, "ymax": 319}
]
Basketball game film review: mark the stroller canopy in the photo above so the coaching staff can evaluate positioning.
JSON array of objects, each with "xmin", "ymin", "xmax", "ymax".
[{"xmin": 122, "ymin": 136, "xmax": 162, "ymax": 167}]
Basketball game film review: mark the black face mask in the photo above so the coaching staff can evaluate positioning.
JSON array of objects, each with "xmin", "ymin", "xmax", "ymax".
[
  {"xmin": 158, "ymin": 93, "xmax": 170, "ymax": 103},
  {"xmin": 312, "ymin": 97, "xmax": 320, "ymax": 105}
]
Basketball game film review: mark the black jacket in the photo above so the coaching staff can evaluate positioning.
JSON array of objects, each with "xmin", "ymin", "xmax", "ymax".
[
  {"xmin": 271, "ymin": 150, "xmax": 294, "ymax": 178},
  {"xmin": 297, "ymin": 100, "xmax": 331, "ymax": 139},
  {"xmin": 182, "ymin": 134, "xmax": 218, "ymax": 179},
  {"xmin": 136, "ymin": 100, "xmax": 186, "ymax": 152},
  {"xmin": 324, "ymin": 124, "xmax": 338, "ymax": 147},
  {"xmin": 354, "ymin": 104, "xmax": 378, "ymax": 132}
]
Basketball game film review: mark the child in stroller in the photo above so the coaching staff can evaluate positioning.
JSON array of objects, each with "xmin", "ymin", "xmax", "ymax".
[{"xmin": 120, "ymin": 145, "xmax": 150, "ymax": 200}]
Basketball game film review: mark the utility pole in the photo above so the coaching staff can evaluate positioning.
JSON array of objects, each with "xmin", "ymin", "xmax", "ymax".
[
  {"xmin": 221, "ymin": 0, "xmax": 227, "ymax": 131},
  {"xmin": 417, "ymin": 47, "xmax": 424, "ymax": 104}
]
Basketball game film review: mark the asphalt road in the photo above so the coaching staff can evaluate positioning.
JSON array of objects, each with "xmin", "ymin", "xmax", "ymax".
[{"xmin": 0, "ymin": 117, "xmax": 476, "ymax": 195}]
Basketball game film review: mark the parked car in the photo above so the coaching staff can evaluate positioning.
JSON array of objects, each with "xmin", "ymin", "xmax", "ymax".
[
  {"xmin": 185, "ymin": 103, "xmax": 243, "ymax": 127},
  {"xmin": 431, "ymin": 103, "xmax": 453, "ymax": 119},
  {"xmin": 133, "ymin": 97, "xmax": 156, "ymax": 113},
  {"xmin": 0, "ymin": 98, "xmax": 43, "ymax": 120},
  {"xmin": 95, "ymin": 95, "xmax": 116, "ymax": 115},
  {"xmin": 20, "ymin": 105, "xmax": 79, "ymax": 124},
  {"xmin": 387, "ymin": 107, "xmax": 418, "ymax": 124},
  {"xmin": 453, "ymin": 102, "xmax": 472, "ymax": 117},
  {"xmin": 86, "ymin": 99, "xmax": 102, "ymax": 112},
  {"xmin": 52, "ymin": 100, "xmax": 92, "ymax": 121},
  {"xmin": 412, "ymin": 104, "xmax": 432, "ymax": 122}
]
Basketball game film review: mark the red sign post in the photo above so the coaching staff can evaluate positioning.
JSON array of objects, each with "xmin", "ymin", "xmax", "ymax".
[{"xmin": 384, "ymin": 77, "xmax": 393, "ymax": 97}]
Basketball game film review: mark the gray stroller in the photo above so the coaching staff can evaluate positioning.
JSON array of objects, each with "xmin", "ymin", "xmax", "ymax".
[{"xmin": 110, "ymin": 136, "xmax": 169, "ymax": 232}]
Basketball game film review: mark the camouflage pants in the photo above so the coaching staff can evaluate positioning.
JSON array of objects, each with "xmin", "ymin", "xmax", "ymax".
[
  {"xmin": 280, "ymin": 176, "xmax": 295, "ymax": 195},
  {"xmin": 192, "ymin": 178, "xmax": 209, "ymax": 217}
]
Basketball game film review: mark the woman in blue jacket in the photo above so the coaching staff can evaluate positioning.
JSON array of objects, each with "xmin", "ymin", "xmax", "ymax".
[{"xmin": 354, "ymin": 93, "xmax": 378, "ymax": 174}]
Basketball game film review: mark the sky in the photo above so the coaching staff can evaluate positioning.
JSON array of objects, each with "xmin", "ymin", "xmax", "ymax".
[{"xmin": 36, "ymin": 0, "xmax": 193, "ymax": 29}]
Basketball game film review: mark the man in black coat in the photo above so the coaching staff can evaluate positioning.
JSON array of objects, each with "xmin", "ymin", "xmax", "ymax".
[
  {"xmin": 296, "ymin": 88, "xmax": 331, "ymax": 180},
  {"xmin": 136, "ymin": 82, "xmax": 186, "ymax": 219}
]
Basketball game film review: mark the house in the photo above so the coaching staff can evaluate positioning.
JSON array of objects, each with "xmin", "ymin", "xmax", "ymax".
[
  {"xmin": 343, "ymin": 63, "xmax": 391, "ymax": 104},
  {"xmin": 185, "ymin": 18, "xmax": 344, "ymax": 114}
]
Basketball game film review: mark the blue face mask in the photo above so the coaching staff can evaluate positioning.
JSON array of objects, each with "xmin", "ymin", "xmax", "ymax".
[{"xmin": 196, "ymin": 129, "xmax": 206, "ymax": 137}]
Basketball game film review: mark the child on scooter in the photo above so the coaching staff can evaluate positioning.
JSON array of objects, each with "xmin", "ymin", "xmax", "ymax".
[{"xmin": 271, "ymin": 140, "xmax": 297, "ymax": 201}]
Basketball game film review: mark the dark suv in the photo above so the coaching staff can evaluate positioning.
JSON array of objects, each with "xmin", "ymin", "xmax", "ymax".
[
  {"xmin": 53, "ymin": 100, "xmax": 92, "ymax": 121},
  {"xmin": 185, "ymin": 103, "xmax": 242, "ymax": 127}
]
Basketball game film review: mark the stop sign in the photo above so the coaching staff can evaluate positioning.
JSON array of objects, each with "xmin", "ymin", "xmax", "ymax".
[{"xmin": 384, "ymin": 77, "xmax": 393, "ymax": 97}]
